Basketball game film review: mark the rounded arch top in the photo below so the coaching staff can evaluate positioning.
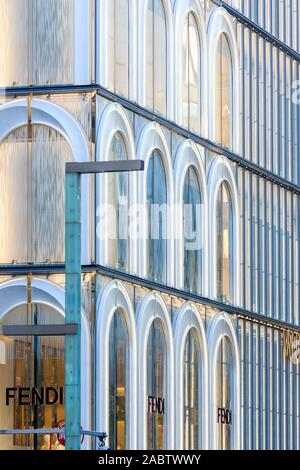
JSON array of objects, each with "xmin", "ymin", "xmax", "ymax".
[
  {"xmin": 207, "ymin": 311, "xmax": 240, "ymax": 450},
  {"xmin": 0, "ymin": 98, "xmax": 90, "ymax": 162},
  {"xmin": 137, "ymin": 0, "xmax": 174, "ymax": 119},
  {"xmin": 96, "ymin": 103, "xmax": 136, "ymax": 162},
  {"xmin": 207, "ymin": 7, "xmax": 240, "ymax": 153},
  {"xmin": 173, "ymin": 0, "xmax": 208, "ymax": 135}
]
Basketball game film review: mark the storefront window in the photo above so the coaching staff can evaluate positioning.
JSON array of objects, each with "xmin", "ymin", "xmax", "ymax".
[
  {"xmin": 146, "ymin": 0, "xmax": 167, "ymax": 115},
  {"xmin": 107, "ymin": 0, "xmax": 129, "ymax": 97},
  {"xmin": 147, "ymin": 151, "xmax": 167, "ymax": 284},
  {"xmin": 182, "ymin": 13, "xmax": 200, "ymax": 132},
  {"xmin": 147, "ymin": 319, "xmax": 166, "ymax": 450},
  {"xmin": 0, "ymin": 304, "xmax": 65, "ymax": 450},
  {"xmin": 108, "ymin": 308, "xmax": 129, "ymax": 450},
  {"xmin": 184, "ymin": 330, "xmax": 200, "ymax": 450},
  {"xmin": 183, "ymin": 166, "xmax": 202, "ymax": 294},
  {"xmin": 107, "ymin": 132, "xmax": 129, "ymax": 271},
  {"xmin": 216, "ymin": 337, "xmax": 233, "ymax": 450},
  {"xmin": 216, "ymin": 34, "xmax": 233, "ymax": 148},
  {"xmin": 216, "ymin": 182, "xmax": 233, "ymax": 303}
]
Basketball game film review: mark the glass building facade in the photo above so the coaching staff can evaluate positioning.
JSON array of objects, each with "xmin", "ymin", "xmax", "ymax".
[{"xmin": 0, "ymin": 0, "xmax": 299, "ymax": 451}]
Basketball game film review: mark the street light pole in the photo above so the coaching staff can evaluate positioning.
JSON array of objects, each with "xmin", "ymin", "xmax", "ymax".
[{"xmin": 65, "ymin": 160, "xmax": 144, "ymax": 450}]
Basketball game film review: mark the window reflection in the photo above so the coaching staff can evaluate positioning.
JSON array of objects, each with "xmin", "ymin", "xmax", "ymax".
[
  {"xmin": 107, "ymin": 132, "xmax": 129, "ymax": 271},
  {"xmin": 216, "ymin": 34, "xmax": 233, "ymax": 148},
  {"xmin": 147, "ymin": 151, "xmax": 167, "ymax": 284},
  {"xmin": 183, "ymin": 166, "xmax": 202, "ymax": 294},
  {"xmin": 146, "ymin": 0, "xmax": 167, "ymax": 115},
  {"xmin": 108, "ymin": 0, "xmax": 129, "ymax": 97},
  {"xmin": 147, "ymin": 319, "xmax": 166, "ymax": 450},
  {"xmin": 216, "ymin": 182, "xmax": 232, "ymax": 303},
  {"xmin": 0, "ymin": 304, "xmax": 65, "ymax": 450},
  {"xmin": 109, "ymin": 309, "xmax": 129, "ymax": 450},
  {"xmin": 216, "ymin": 337, "xmax": 233, "ymax": 450},
  {"xmin": 182, "ymin": 13, "xmax": 200, "ymax": 132},
  {"xmin": 184, "ymin": 330, "xmax": 200, "ymax": 450}
]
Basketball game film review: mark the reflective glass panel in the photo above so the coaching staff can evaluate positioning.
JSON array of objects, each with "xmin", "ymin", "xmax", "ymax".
[
  {"xmin": 147, "ymin": 319, "xmax": 166, "ymax": 450},
  {"xmin": 147, "ymin": 151, "xmax": 167, "ymax": 283},
  {"xmin": 216, "ymin": 182, "xmax": 232, "ymax": 303},
  {"xmin": 107, "ymin": 132, "xmax": 129, "ymax": 271},
  {"xmin": 109, "ymin": 308, "xmax": 129, "ymax": 450},
  {"xmin": 216, "ymin": 337, "xmax": 233, "ymax": 450},
  {"xmin": 184, "ymin": 330, "xmax": 200, "ymax": 450},
  {"xmin": 183, "ymin": 166, "xmax": 202, "ymax": 294},
  {"xmin": 216, "ymin": 34, "xmax": 233, "ymax": 148}
]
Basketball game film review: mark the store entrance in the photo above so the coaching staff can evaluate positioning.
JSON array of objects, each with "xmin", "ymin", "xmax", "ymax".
[{"xmin": 0, "ymin": 304, "xmax": 65, "ymax": 450}]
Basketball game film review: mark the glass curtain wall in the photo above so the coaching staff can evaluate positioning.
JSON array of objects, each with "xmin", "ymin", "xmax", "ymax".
[
  {"xmin": 182, "ymin": 12, "xmax": 200, "ymax": 133},
  {"xmin": 216, "ymin": 34, "xmax": 233, "ymax": 148},
  {"xmin": 183, "ymin": 329, "xmax": 200, "ymax": 450},
  {"xmin": 107, "ymin": 132, "xmax": 129, "ymax": 271},
  {"xmin": 147, "ymin": 319, "xmax": 166, "ymax": 450},
  {"xmin": 216, "ymin": 336, "xmax": 234, "ymax": 450},
  {"xmin": 216, "ymin": 182, "xmax": 233, "ymax": 303},
  {"xmin": 108, "ymin": 308, "xmax": 129, "ymax": 450},
  {"xmin": 146, "ymin": 0, "xmax": 167, "ymax": 115},
  {"xmin": 0, "ymin": 125, "xmax": 73, "ymax": 264},
  {"xmin": 147, "ymin": 150, "xmax": 167, "ymax": 284},
  {"xmin": 183, "ymin": 166, "xmax": 202, "ymax": 293},
  {"xmin": 107, "ymin": 0, "xmax": 129, "ymax": 97},
  {"xmin": 0, "ymin": 304, "xmax": 65, "ymax": 450},
  {"xmin": 0, "ymin": 0, "xmax": 73, "ymax": 86}
]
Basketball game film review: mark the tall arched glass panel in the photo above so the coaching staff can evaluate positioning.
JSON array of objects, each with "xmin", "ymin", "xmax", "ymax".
[
  {"xmin": 182, "ymin": 13, "xmax": 200, "ymax": 133},
  {"xmin": 184, "ymin": 330, "xmax": 200, "ymax": 450},
  {"xmin": 216, "ymin": 182, "xmax": 233, "ymax": 303},
  {"xmin": 109, "ymin": 308, "xmax": 129, "ymax": 450},
  {"xmin": 146, "ymin": 0, "xmax": 167, "ymax": 115},
  {"xmin": 216, "ymin": 34, "xmax": 233, "ymax": 148},
  {"xmin": 147, "ymin": 319, "xmax": 167, "ymax": 450},
  {"xmin": 216, "ymin": 337, "xmax": 234, "ymax": 450},
  {"xmin": 183, "ymin": 166, "xmax": 202, "ymax": 293},
  {"xmin": 107, "ymin": 132, "xmax": 129, "ymax": 271},
  {"xmin": 107, "ymin": 0, "xmax": 129, "ymax": 97},
  {"xmin": 147, "ymin": 151, "xmax": 167, "ymax": 283}
]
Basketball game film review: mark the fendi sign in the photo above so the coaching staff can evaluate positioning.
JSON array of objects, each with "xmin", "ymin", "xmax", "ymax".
[
  {"xmin": 217, "ymin": 407, "xmax": 232, "ymax": 426},
  {"xmin": 282, "ymin": 331, "xmax": 300, "ymax": 365},
  {"xmin": 147, "ymin": 395, "xmax": 165, "ymax": 415},
  {"xmin": 6, "ymin": 387, "xmax": 64, "ymax": 406}
]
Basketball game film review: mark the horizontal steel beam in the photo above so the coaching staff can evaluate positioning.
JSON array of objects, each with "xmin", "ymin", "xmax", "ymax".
[
  {"xmin": 66, "ymin": 160, "xmax": 144, "ymax": 174},
  {"xmin": 0, "ymin": 263, "xmax": 297, "ymax": 334},
  {"xmin": 0, "ymin": 84, "xmax": 299, "ymax": 194},
  {"xmin": 212, "ymin": 0, "xmax": 300, "ymax": 63},
  {"xmin": 0, "ymin": 324, "xmax": 78, "ymax": 337}
]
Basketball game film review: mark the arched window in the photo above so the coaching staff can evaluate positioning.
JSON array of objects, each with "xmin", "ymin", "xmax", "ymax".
[
  {"xmin": 0, "ymin": 125, "xmax": 72, "ymax": 264},
  {"xmin": 182, "ymin": 13, "xmax": 200, "ymax": 132},
  {"xmin": 147, "ymin": 319, "xmax": 167, "ymax": 450},
  {"xmin": 147, "ymin": 150, "xmax": 167, "ymax": 283},
  {"xmin": 146, "ymin": 0, "xmax": 167, "ymax": 115},
  {"xmin": 109, "ymin": 308, "xmax": 129, "ymax": 450},
  {"xmin": 184, "ymin": 329, "xmax": 201, "ymax": 450},
  {"xmin": 216, "ymin": 182, "xmax": 233, "ymax": 303},
  {"xmin": 0, "ymin": 303, "xmax": 65, "ymax": 450},
  {"xmin": 183, "ymin": 166, "xmax": 202, "ymax": 293},
  {"xmin": 107, "ymin": 0, "xmax": 129, "ymax": 97},
  {"xmin": 216, "ymin": 337, "xmax": 233, "ymax": 450},
  {"xmin": 107, "ymin": 132, "xmax": 129, "ymax": 271},
  {"xmin": 216, "ymin": 34, "xmax": 233, "ymax": 148}
]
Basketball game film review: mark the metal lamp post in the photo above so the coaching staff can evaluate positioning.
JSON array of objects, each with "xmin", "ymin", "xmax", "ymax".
[{"xmin": 65, "ymin": 160, "xmax": 144, "ymax": 450}]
